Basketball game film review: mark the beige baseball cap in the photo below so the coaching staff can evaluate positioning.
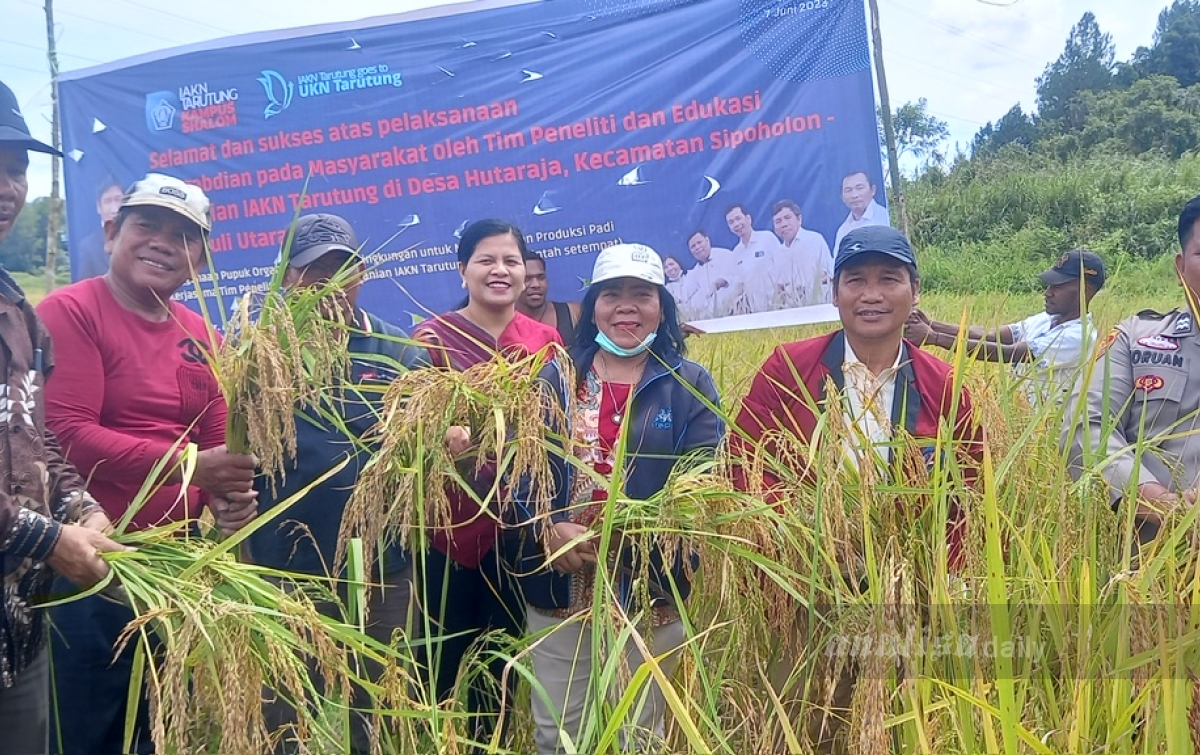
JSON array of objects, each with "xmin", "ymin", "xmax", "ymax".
[
  {"xmin": 120, "ymin": 173, "xmax": 212, "ymax": 233},
  {"xmin": 590, "ymin": 242, "xmax": 665, "ymax": 287}
]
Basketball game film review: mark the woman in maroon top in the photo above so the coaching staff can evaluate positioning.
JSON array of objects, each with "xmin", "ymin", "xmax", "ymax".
[{"xmin": 412, "ymin": 219, "xmax": 561, "ymax": 744}]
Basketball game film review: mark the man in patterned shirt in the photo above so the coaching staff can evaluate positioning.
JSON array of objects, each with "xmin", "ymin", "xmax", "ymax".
[{"xmin": 0, "ymin": 78, "xmax": 124, "ymax": 755}]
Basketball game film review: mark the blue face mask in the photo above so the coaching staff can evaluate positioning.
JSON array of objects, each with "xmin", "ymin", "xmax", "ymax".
[{"xmin": 595, "ymin": 330, "xmax": 657, "ymax": 358}]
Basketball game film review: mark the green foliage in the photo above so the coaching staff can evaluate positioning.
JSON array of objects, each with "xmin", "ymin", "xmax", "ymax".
[
  {"xmin": 1067, "ymin": 76, "xmax": 1200, "ymax": 159},
  {"xmin": 970, "ymin": 3, "xmax": 1200, "ymax": 162},
  {"xmin": 0, "ymin": 196, "xmax": 52, "ymax": 273},
  {"xmin": 971, "ymin": 105, "xmax": 1037, "ymax": 159},
  {"xmin": 906, "ymin": 151, "xmax": 1200, "ymax": 293},
  {"xmin": 929, "ymin": 1, "xmax": 1200, "ymax": 297},
  {"xmin": 1137, "ymin": 0, "xmax": 1200, "ymax": 87},
  {"xmin": 909, "ymin": 150, "xmax": 1200, "ymax": 255},
  {"xmin": 1035, "ymin": 12, "xmax": 1117, "ymax": 124},
  {"xmin": 879, "ymin": 98, "xmax": 949, "ymax": 173}
]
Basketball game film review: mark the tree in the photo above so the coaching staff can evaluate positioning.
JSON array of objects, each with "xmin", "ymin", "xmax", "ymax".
[
  {"xmin": 0, "ymin": 197, "xmax": 50, "ymax": 273},
  {"xmin": 878, "ymin": 98, "xmax": 949, "ymax": 174},
  {"xmin": 972, "ymin": 104, "xmax": 1037, "ymax": 157},
  {"xmin": 1137, "ymin": 0, "xmax": 1200, "ymax": 87},
  {"xmin": 1074, "ymin": 76, "xmax": 1200, "ymax": 158},
  {"xmin": 1035, "ymin": 12, "xmax": 1116, "ymax": 124}
]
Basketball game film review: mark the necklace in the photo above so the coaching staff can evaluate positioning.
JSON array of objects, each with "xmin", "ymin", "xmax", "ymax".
[
  {"xmin": 602, "ymin": 381, "xmax": 632, "ymax": 425},
  {"xmin": 594, "ymin": 352, "xmax": 646, "ymax": 425},
  {"xmin": 530, "ymin": 303, "xmax": 553, "ymax": 326}
]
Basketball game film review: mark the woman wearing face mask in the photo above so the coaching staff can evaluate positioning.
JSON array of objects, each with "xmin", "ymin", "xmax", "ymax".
[
  {"xmin": 507, "ymin": 243, "xmax": 723, "ymax": 754},
  {"xmin": 412, "ymin": 219, "xmax": 562, "ymax": 745}
]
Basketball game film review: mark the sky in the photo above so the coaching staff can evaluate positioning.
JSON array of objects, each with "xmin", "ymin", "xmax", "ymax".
[{"xmin": 3, "ymin": 0, "xmax": 1162, "ymax": 200}]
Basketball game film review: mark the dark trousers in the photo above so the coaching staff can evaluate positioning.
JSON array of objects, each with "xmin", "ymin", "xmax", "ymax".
[
  {"xmin": 48, "ymin": 583, "xmax": 153, "ymax": 755},
  {"xmin": 265, "ymin": 568, "xmax": 420, "ymax": 755},
  {"xmin": 419, "ymin": 547, "xmax": 525, "ymax": 746},
  {"xmin": 0, "ymin": 647, "xmax": 49, "ymax": 755}
]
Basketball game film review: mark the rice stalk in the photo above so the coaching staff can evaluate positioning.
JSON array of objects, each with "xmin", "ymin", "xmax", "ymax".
[
  {"xmin": 95, "ymin": 530, "xmax": 377, "ymax": 754},
  {"xmin": 217, "ymin": 278, "xmax": 355, "ymax": 488},
  {"xmin": 338, "ymin": 347, "xmax": 568, "ymax": 571}
]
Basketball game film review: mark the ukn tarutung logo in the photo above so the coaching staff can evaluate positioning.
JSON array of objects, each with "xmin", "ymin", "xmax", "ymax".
[
  {"xmin": 144, "ymin": 91, "xmax": 179, "ymax": 132},
  {"xmin": 258, "ymin": 70, "xmax": 294, "ymax": 119},
  {"xmin": 256, "ymin": 65, "xmax": 401, "ymax": 119}
]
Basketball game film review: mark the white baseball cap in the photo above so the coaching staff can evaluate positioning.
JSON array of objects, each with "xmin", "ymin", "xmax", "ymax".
[
  {"xmin": 120, "ymin": 173, "xmax": 212, "ymax": 233},
  {"xmin": 590, "ymin": 243, "xmax": 665, "ymax": 287}
]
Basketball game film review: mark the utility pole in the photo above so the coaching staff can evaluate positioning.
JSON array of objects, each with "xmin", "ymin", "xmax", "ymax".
[
  {"xmin": 44, "ymin": 0, "xmax": 62, "ymax": 295},
  {"xmin": 867, "ymin": 0, "xmax": 910, "ymax": 237}
]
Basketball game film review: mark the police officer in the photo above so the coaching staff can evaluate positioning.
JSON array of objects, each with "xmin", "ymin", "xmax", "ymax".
[{"xmin": 1065, "ymin": 195, "xmax": 1200, "ymax": 541}]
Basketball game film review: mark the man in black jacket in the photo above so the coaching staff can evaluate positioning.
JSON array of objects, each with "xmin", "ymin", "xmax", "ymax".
[{"xmin": 224, "ymin": 213, "xmax": 426, "ymax": 753}]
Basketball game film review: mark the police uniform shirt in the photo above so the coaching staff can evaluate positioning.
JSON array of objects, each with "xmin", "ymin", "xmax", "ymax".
[{"xmin": 1065, "ymin": 307, "xmax": 1200, "ymax": 504}]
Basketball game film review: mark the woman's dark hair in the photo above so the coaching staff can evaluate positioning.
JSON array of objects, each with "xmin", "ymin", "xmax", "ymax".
[
  {"xmin": 456, "ymin": 219, "xmax": 529, "ymax": 265},
  {"xmin": 570, "ymin": 279, "xmax": 686, "ymax": 388}
]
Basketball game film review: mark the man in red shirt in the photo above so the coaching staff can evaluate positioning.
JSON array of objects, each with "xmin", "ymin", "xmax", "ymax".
[
  {"xmin": 38, "ymin": 173, "xmax": 257, "ymax": 755},
  {"xmin": 732, "ymin": 225, "xmax": 983, "ymax": 753}
]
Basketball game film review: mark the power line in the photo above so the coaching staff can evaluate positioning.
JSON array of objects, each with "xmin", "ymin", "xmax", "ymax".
[
  {"xmin": 881, "ymin": 0, "xmax": 1047, "ymax": 66},
  {"xmin": 927, "ymin": 107, "xmax": 988, "ymax": 127},
  {"xmin": 0, "ymin": 37, "xmax": 102, "ymax": 63},
  {"xmin": 13, "ymin": 0, "xmax": 187, "ymax": 46},
  {"xmin": 888, "ymin": 48, "xmax": 1026, "ymax": 98},
  {"xmin": 103, "ymin": 0, "xmax": 238, "ymax": 35},
  {"xmin": 0, "ymin": 61, "xmax": 48, "ymax": 75}
]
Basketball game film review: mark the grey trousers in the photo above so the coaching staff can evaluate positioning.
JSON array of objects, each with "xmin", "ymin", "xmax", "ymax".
[
  {"xmin": 0, "ymin": 648, "xmax": 49, "ymax": 755},
  {"xmin": 526, "ymin": 608, "xmax": 686, "ymax": 755}
]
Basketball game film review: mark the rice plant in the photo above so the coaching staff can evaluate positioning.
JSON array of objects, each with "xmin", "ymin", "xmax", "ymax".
[
  {"xmin": 216, "ymin": 268, "xmax": 356, "ymax": 485},
  {"xmin": 45, "ymin": 282, "xmax": 1200, "ymax": 755},
  {"xmin": 338, "ymin": 347, "xmax": 568, "ymax": 572}
]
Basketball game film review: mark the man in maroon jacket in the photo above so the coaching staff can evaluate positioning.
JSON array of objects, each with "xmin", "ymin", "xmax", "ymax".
[
  {"xmin": 732, "ymin": 225, "xmax": 983, "ymax": 753},
  {"xmin": 734, "ymin": 225, "xmax": 982, "ymax": 528}
]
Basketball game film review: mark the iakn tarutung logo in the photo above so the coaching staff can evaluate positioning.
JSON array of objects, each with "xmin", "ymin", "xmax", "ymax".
[
  {"xmin": 144, "ymin": 83, "xmax": 237, "ymax": 135},
  {"xmin": 144, "ymin": 91, "xmax": 179, "ymax": 132},
  {"xmin": 258, "ymin": 70, "xmax": 294, "ymax": 119}
]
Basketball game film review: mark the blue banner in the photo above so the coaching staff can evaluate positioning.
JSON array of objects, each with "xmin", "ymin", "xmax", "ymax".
[{"xmin": 58, "ymin": 0, "xmax": 886, "ymax": 332}]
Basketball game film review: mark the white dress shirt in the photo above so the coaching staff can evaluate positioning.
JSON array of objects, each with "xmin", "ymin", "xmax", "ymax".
[
  {"xmin": 730, "ymin": 230, "xmax": 787, "ymax": 313},
  {"xmin": 834, "ymin": 200, "xmax": 889, "ymax": 252},
  {"xmin": 1009, "ymin": 311, "xmax": 1096, "ymax": 402},
  {"xmin": 841, "ymin": 338, "xmax": 903, "ymax": 469},
  {"xmin": 782, "ymin": 228, "xmax": 834, "ymax": 305}
]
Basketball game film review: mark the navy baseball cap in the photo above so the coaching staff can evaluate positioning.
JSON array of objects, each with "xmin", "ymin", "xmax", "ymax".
[
  {"xmin": 1039, "ymin": 249, "xmax": 1105, "ymax": 290},
  {"xmin": 0, "ymin": 80, "xmax": 59, "ymax": 156},
  {"xmin": 284, "ymin": 214, "xmax": 361, "ymax": 268},
  {"xmin": 834, "ymin": 225, "xmax": 918, "ymax": 274}
]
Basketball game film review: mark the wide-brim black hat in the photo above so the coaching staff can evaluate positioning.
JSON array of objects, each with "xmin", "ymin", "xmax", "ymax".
[{"xmin": 0, "ymin": 81, "xmax": 60, "ymax": 156}]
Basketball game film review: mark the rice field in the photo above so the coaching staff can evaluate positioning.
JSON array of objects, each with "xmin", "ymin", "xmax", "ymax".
[{"xmin": 79, "ymin": 280, "xmax": 1200, "ymax": 755}]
